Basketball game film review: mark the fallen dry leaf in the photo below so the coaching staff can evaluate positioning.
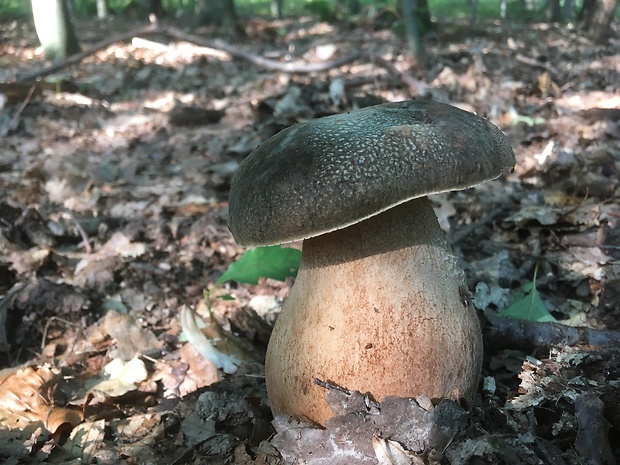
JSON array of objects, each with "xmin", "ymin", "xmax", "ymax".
[
  {"xmin": 104, "ymin": 309, "xmax": 162, "ymax": 360},
  {"xmin": 0, "ymin": 364, "xmax": 82, "ymax": 436}
]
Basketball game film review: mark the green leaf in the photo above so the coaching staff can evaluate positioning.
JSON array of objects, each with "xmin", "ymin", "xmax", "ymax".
[
  {"xmin": 499, "ymin": 269, "xmax": 556, "ymax": 322},
  {"xmin": 215, "ymin": 245, "xmax": 301, "ymax": 286},
  {"xmin": 510, "ymin": 114, "xmax": 546, "ymax": 127}
]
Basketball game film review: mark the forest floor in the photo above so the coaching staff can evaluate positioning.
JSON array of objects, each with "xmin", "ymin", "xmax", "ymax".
[{"xmin": 0, "ymin": 13, "xmax": 619, "ymax": 465}]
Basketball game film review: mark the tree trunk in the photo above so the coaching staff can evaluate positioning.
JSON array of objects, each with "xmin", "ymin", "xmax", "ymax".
[
  {"xmin": 271, "ymin": 0, "xmax": 283, "ymax": 19},
  {"xmin": 415, "ymin": 0, "xmax": 432, "ymax": 32},
  {"xmin": 580, "ymin": 0, "xmax": 618, "ymax": 41},
  {"xmin": 546, "ymin": 0, "xmax": 562, "ymax": 21},
  {"xmin": 468, "ymin": 0, "xmax": 479, "ymax": 25},
  {"xmin": 97, "ymin": 0, "xmax": 109, "ymax": 18},
  {"xmin": 562, "ymin": 0, "xmax": 576, "ymax": 19},
  {"xmin": 149, "ymin": 0, "xmax": 166, "ymax": 17},
  {"xmin": 31, "ymin": 0, "xmax": 80, "ymax": 63},
  {"xmin": 399, "ymin": 0, "xmax": 426, "ymax": 65},
  {"xmin": 198, "ymin": 0, "xmax": 237, "ymax": 27},
  {"xmin": 336, "ymin": 0, "xmax": 360, "ymax": 20}
]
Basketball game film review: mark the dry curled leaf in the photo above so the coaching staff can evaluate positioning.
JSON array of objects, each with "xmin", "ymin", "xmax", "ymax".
[{"xmin": 373, "ymin": 436, "xmax": 422, "ymax": 465}]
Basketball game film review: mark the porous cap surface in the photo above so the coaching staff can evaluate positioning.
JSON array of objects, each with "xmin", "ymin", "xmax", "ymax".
[{"xmin": 228, "ymin": 100, "xmax": 515, "ymax": 246}]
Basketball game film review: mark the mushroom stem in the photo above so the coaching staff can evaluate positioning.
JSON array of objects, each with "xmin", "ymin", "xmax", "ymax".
[{"xmin": 265, "ymin": 197, "xmax": 483, "ymax": 426}]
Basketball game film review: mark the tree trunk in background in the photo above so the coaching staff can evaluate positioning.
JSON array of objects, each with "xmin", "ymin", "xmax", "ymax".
[
  {"xmin": 149, "ymin": 0, "xmax": 166, "ymax": 17},
  {"xmin": 468, "ymin": 0, "xmax": 479, "ymax": 24},
  {"xmin": 399, "ymin": 0, "xmax": 426, "ymax": 65},
  {"xmin": 271, "ymin": 0, "xmax": 283, "ymax": 19},
  {"xmin": 562, "ymin": 0, "xmax": 576, "ymax": 19},
  {"xmin": 580, "ymin": 0, "xmax": 618, "ymax": 41},
  {"xmin": 415, "ymin": 0, "xmax": 432, "ymax": 32},
  {"xmin": 198, "ymin": 0, "xmax": 237, "ymax": 27},
  {"xmin": 31, "ymin": 0, "xmax": 80, "ymax": 62},
  {"xmin": 546, "ymin": 0, "xmax": 562, "ymax": 21},
  {"xmin": 347, "ymin": 0, "xmax": 361, "ymax": 16},
  {"xmin": 97, "ymin": 0, "xmax": 109, "ymax": 18},
  {"xmin": 337, "ymin": 0, "xmax": 360, "ymax": 20}
]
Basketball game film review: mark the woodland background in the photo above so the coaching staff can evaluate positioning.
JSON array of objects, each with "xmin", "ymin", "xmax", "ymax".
[{"xmin": 0, "ymin": 0, "xmax": 618, "ymax": 463}]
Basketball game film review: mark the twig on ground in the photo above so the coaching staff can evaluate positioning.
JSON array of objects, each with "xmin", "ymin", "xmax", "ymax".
[
  {"xmin": 16, "ymin": 22, "xmax": 161, "ymax": 83},
  {"xmin": 483, "ymin": 310, "xmax": 620, "ymax": 352},
  {"xmin": 132, "ymin": 36, "xmax": 230, "ymax": 59},
  {"xmin": 15, "ymin": 21, "xmax": 424, "ymax": 94},
  {"xmin": 368, "ymin": 54, "xmax": 428, "ymax": 94},
  {"xmin": 163, "ymin": 28, "xmax": 426, "ymax": 92},
  {"xmin": 41, "ymin": 316, "xmax": 74, "ymax": 351},
  {"xmin": 314, "ymin": 378, "xmax": 351, "ymax": 394},
  {"xmin": 0, "ymin": 85, "xmax": 36, "ymax": 138},
  {"xmin": 514, "ymin": 53, "xmax": 560, "ymax": 75},
  {"xmin": 163, "ymin": 26, "xmax": 363, "ymax": 73},
  {"xmin": 450, "ymin": 204, "xmax": 511, "ymax": 245},
  {"xmin": 64, "ymin": 210, "xmax": 92, "ymax": 254}
]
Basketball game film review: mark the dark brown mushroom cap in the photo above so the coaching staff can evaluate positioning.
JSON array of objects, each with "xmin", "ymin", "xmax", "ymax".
[{"xmin": 228, "ymin": 100, "xmax": 515, "ymax": 247}]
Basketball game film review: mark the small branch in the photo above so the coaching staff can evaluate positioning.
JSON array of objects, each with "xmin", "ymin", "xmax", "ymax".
[
  {"xmin": 16, "ymin": 22, "xmax": 161, "ymax": 83},
  {"xmin": 482, "ymin": 310, "xmax": 620, "ymax": 352},
  {"xmin": 15, "ymin": 21, "xmax": 424, "ymax": 94},
  {"xmin": 132, "ymin": 36, "xmax": 230, "ymax": 59},
  {"xmin": 0, "ymin": 85, "xmax": 36, "ymax": 138},
  {"xmin": 162, "ymin": 26, "xmax": 362, "ymax": 73},
  {"xmin": 63, "ymin": 210, "xmax": 92, "ymax": 254},
  {"xmin": 162, "ymin": 28, "xmax": 427, "ymax": 91},
  {"xmin": 369, "ymin": 54, "xmax": 428, "ymax": 94},
  {"xmin": 41, "ymin": 316, "xmax": 74, "ymax": 351},
  {"xmin": 450, "ymin": 204, "xmax": 511, "ymax": 245},
  {"xmin": 314, "ymin": 378, "xmax": 351, "ymax": 394},
  {"xmin": 514, "ymin": 53, "xmax": 560, "ymax": 75}
]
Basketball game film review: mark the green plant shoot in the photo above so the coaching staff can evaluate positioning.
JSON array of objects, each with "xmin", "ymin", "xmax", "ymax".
[{"xmin": 499, "ymin": 264, "xmax": 556, "ymax": 322}]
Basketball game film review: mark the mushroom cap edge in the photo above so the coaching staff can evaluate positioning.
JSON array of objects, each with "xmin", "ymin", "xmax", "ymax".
[{"xmin": 228, "ymin": 100, "xmax": 516, "ymax": 247}]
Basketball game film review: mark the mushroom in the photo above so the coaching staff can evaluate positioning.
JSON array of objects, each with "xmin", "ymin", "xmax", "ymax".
[{"xmin": 228, "ymin": 100, "xmax": 515, "ymax": 426}]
